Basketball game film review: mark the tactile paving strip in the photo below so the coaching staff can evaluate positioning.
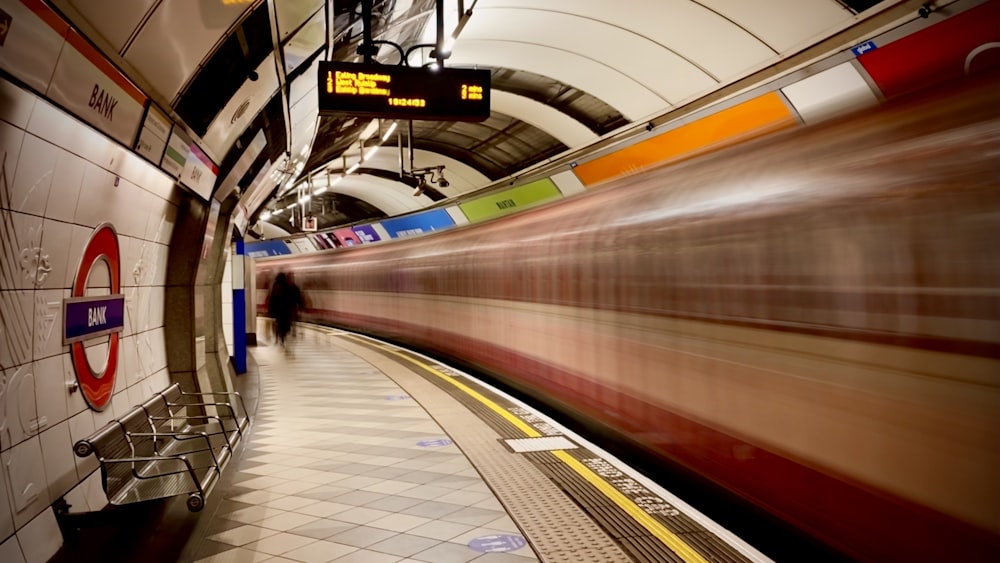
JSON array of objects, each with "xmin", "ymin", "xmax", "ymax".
[{"xmin": 333, "ymin": 335, "xmax": 632, "ymax": 563}]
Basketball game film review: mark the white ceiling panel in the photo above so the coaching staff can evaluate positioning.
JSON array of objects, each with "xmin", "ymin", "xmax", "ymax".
[
  {"xmin": 325, "ymin": 175, "xmax": 432, "ymax": 215},
  {"xmin": 350, "ymin": 149, "xmax": 491, "ymax": 197},
  {"xmin": 450, "ymin": 41, "xmax": 667, "ymax": 122},
  {"xmin": 276, "ymin": 0, "xmax": 323, "ymax": 40},
  {"xmin": 491, "ymin": 91, "xmax": 597, "ymax": 149},
  {"xmin": 65, "ymin": 0, "xmax": 158, "ymax": 53},
  {"xmin": 701, "ymin": 0, "xmax": 853, "ymax": 53},
  {"xmin": 289, "ymin": 58, "xmax": 322, "ymax": 109},
  {"xmin": 474, "ymin": 0, "xmax": 775, "ymax": 81},
  {"xmin": 284, "ymin": 7, "xmax": 326, "ymax": 73},
  {"xmin": 202, "ymin": 57, "xmax": 279, "ymax": 159},
  {"xmin": 459, "ymin": 9, "xmax": 717, "ymax": 104},
  {"xmin": 123, "ymin": 0, "xmax": 249, "ymax": 100}
]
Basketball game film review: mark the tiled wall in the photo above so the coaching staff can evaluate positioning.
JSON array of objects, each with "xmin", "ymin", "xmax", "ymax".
[{"xmin": 0, "ymin": 76, "xmax": 179, "ymax": 562}]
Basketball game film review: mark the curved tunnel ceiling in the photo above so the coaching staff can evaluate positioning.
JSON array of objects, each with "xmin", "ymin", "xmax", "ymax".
[{"xmin": 48, "ymin": 0, "xmax": 888, "ymax": 233}]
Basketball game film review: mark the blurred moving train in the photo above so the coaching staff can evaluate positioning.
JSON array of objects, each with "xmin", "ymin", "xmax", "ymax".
[{"xmin": 257, "ymin": 73, "xmax": 1000, "ymax": 561}]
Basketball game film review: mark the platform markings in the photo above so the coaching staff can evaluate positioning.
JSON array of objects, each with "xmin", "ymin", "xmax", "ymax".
[{"xmin": 342, "ymin": 333, "xmax": 712, "ymax": 563}]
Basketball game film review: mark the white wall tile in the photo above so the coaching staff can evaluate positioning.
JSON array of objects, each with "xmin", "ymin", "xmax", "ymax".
[
  {"xmin": 63, "ymin": 355, "xmax": 87, "ymax": 419},
  {"xmin": 122, "ymin": 289, "xmax": 134, "ymax": 338},
  {"xmin": 136, "ymin": 238, "xmax": 159, "ymax": 287},
  {"xmin": 143, "ymin": 171, "xmax": 176, "ymax": 204},
  {"xmin": 38, "ymin": 421, "xmax": 76, "ymax": 500},
  {"xmin": 0, "ymin": 211, "xmax": 44, "ymax": 290},
  {"xmin": 148, "ymin": 286, "xmax": 165, "ymax": 329},
  {"xmin": 0, "ymin": 440, "xmax": 13, "ymax": 540},
  {"xmin": 62, "ymin": 224, "xmax": 92, "ymax": 289},
  {"xmin": 30, "ymin": 355, "xmax": 68, "ymax": 434},
  {"xmin": 126, "ymin": 286, "xmax": 145, "ymax": 335},
  {"xmin": 142, "ymin": 197, "xmax": 168, "ymax": 242},
  {"xmin": 1, "ymin": 436, "xmax": 51, "ymax": 528},
  {"xmin": 91, "ymin": 400, "xmax": 116, "ymax": 430},
  {"xmin": 146, "ymin": 368, "xmax": 170, "ymax": 394},
  {"xmin": 153, "ymin": 243, "xmax": 170, "ymax": 286},
  {"xmin": 0, "ymin": 122, "xmax": 26, "ymax": 206},
  {"xmin": 73, "ymin": 163, "xmax": 115, "ymax": 230},
  {"xmin": 0, "ymin": 535, "xmax": 25, "ymax": 563},
  {"xmin": 121, "ymin": 334, "xmax": 141, "ymax": 390},
  {"xmin": 110, "ymin": 391, "xmax": 131, "ymax": 420},
  {"xmin": 120, "ymin": 235, "xmax": 140, "ymax": 290},
  {"xmin": 112, "ymin": 180, "xmax": 149, "ymax": 240},
  {"xmin": 66, "ymin": 410, "xmax": 97, "ymax": 478},
  {"xmin": 112, "ymin": 349, "xmax": 126, "ymax": 398},
  {"xmin": 149, "ymin": 327, "xmax": 167, "ymax": 374},
  {"xmin": 10, "ymin": 135, "xmax": 57, "ymax": 216},
  {"xmin": 16, "ymin": 508, "xmax": 61, "ymax": 563},
  {"xmin": 154, "ymin": 204, "xmax": 177, "ymax": 244},
  {"xmin": 27, "ymin": 101, "xmax": 112, "ymax": 169},
  {"xmin": 22, "ymin": 102, "xmax": 65, "ymax": 156},
  {"xmin": 36, "ymin": 220, "xmax": 73, "ymax": 291},
  {"xmin": 31, "ymin": 288, "xmax": 65, "ymax": 362},
  {"xmin": 0, "ymin": 291, "xmax": 34, "ymax": 369},
  {"xmin": 1, "ymin": 363, "xmax": 38, "ymax": 448},
  {"xmin": 0, "ymin": 78, "xmax": 37, "ymax": 130},
  {"xmin": 45, "ymin": 148, "xmax": 86, "ymax": 223},
  {"xmin": 125, "ymin": 382, "xmax": 146, "ymax": 410}
]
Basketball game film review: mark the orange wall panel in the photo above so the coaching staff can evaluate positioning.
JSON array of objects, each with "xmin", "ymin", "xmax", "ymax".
[{"xmin": 574, "ymin": 92, "xmax": 798, "ymax": 187}]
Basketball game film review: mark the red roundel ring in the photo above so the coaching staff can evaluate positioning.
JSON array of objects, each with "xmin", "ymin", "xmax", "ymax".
[{"xmin": 70, "ymin": 223, "xmax": 121, "ymax": 411}]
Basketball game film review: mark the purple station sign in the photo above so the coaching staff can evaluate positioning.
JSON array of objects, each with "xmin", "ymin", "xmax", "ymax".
[{"xmin": 64, "ymin": 294, "xmax": 125, "ymax": 344}]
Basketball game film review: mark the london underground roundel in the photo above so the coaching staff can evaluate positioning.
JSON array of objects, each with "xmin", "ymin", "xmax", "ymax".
[{"xmin": 62, "ymin": 223, "xmax": 125, "ymax": 411}]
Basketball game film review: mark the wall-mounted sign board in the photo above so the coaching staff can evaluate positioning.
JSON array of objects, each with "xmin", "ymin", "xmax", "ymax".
[{"xmin": 317, "ymin": 61, "xmax": 490, "ymax": 122}]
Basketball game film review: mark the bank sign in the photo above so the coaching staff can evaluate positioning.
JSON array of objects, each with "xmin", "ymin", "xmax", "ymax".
[{"xmin": 63, "ymin": 223, "xmax": 125, "ymax": 411}]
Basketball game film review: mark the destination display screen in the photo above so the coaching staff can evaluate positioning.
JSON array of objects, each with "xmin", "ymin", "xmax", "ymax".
[{"xmin": 317, "ymin": 61, "xmax": 490, "ymax": 122}]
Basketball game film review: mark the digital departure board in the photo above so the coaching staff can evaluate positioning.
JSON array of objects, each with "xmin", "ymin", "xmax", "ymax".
[{"xmin": 317, "ymin": 61, "xmax": 490, "ymax": 122}]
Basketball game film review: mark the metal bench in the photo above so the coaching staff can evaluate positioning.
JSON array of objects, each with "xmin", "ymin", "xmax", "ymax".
[{"xmin": 67, "ymin": 383, "xmax": 250, "ymax": 514}]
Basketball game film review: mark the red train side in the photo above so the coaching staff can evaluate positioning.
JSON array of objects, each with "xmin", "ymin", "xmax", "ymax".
[{"xmin": 257, "ymin": 74, "xmax": 1000, "ymax": 561}]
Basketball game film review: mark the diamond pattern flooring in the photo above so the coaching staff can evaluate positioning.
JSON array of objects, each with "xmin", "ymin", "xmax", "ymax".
[{"xmin": 192, "ymin": 335, "xmax": 538, "ymax": 563}]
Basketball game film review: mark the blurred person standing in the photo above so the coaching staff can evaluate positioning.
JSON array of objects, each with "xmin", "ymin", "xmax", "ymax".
[{"xmin": 266, "ymin": 271, "xmax": 304, "ymax": 350}]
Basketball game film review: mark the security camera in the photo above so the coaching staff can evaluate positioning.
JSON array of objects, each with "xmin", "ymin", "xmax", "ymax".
[
  {"xmin": 437, "ymin": 177, "xmax": 449, "ymax": 188},
  {"xmin": 413, "ymin": 177, "xmax": 426, "ymax": 196}
]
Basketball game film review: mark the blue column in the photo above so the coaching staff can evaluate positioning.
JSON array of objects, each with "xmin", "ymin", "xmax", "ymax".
[{"xmin": 233, "ymin": 239, "xmax": 247, "ymax": 374}]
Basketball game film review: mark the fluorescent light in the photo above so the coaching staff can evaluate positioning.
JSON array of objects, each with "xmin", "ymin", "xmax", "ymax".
[
  {"xmin": 345, "ymin": 163, "xmax": 360, "ymax": 175},
  {"xmin": 440, "ymin": 37, "xmax": 455, "ymax": 57},
  {"xmin": 381, "ymin": 122, "xmax": 397, "ymax": 142},
  {"xmin": 260, "ymin": 211, "xmax": 272, "ymax": 220},
  {"xmin": 299, "ymin": 195, "xmax": 311, "ymax": 204},
  {"xmin": 364, "ymin": 146, "xmax": 380, "ymax": 160},
  {"xmin": 314, "ymin": 186, "xmax": 328, "ymax": 195}
]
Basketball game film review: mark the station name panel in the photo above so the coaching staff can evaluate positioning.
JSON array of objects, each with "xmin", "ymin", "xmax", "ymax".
[{"xmin": 317, "ymin": 61, "xmax": 490, "ymax": 122}]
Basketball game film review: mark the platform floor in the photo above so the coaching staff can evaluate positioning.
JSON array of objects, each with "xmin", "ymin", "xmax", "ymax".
[{"xmin": 186, "ymin": 326, "xmax": 769, "ymax": 563}]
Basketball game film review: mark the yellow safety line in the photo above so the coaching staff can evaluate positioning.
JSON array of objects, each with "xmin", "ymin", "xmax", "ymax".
[
  {"xmin": 552, "ymin": 450, "xmax": 710, "ymax": 563},
  {"xmin": 340, "ymin": 333, "xmax": 710, "ymax": 563}
]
